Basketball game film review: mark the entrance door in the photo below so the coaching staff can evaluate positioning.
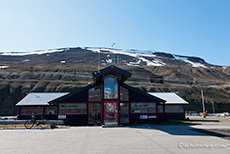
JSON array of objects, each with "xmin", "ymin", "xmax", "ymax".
[{"xmin": 104, "ymin": 101, "xmax": 119, "ymax": 125}]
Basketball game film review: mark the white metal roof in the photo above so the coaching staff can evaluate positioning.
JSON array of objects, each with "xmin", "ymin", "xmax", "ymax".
[
  {"xmin": 16, "ymin": 93, "xmax": 69, "ymax": 106},
  {"xmin": 148, "ymin": 92, "xmax": 189, "ymax": 105}
]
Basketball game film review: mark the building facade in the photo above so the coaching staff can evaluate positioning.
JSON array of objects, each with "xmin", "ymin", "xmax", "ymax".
[{"xmin": 16, "ymin": 65, "xmax": 188, "ymax": 126}]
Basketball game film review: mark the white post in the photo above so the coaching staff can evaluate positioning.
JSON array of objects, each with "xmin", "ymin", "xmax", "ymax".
[
  {"xmin": 201, "ymin": 90, "xmax": 205, "ymax": 112},
  {"xmin": 212, "ymin": 101, "xmax": 215, "ymax": 114},
  {"xmin": 98, "ymin": 50, "xmax": 100, "ymax": 73},
  {"xmin": 111, "ymin": 43, "xmax": 115, "ymax": 65}
]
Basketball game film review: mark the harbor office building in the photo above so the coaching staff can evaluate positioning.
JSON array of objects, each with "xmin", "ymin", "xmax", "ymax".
[{"xmin": 16, "ymin": 65, "xmax": 188, "ymax": 126}]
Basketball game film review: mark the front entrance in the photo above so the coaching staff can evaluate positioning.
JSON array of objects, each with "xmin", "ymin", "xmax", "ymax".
[{"xmin": 104, "ymin": 101, "xmax": 119, "ymax": 125}]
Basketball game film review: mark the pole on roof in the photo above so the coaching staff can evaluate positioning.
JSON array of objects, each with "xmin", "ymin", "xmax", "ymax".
[
  {"xmin": 98, "ymin": 49, "xmax": 100, "ymax": 73},
  {"xmin": 111, "ymin": 43, "xmax": 115, "ymax": 65}
]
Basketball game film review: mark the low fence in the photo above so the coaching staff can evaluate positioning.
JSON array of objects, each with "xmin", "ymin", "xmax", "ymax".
[
  {"xmin": 0, "ymin": 118, "xmax": 64, "ymax": 125},
  {"xmin": 186, "ymin": 111, "xmax": 230, "ymax": 117}
]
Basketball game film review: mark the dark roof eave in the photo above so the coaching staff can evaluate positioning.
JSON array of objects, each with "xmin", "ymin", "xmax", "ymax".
[
  {"xmin": 48, "ymin": 84, "xmax": 94, "ymax": 105},
  {"xmin": 93, "ymin": 65, "xmax": 132, "ymax": 78},
  {"xmin": 121, "ymin": 83, "xmax": 166, "ymax": 103}
]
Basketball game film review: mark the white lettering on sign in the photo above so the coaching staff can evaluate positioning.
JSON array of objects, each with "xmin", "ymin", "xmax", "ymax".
[
  {"xmin": 148, "ymin": 116, "xmax": 157, "ymax": 119},
  {"xmin": 58, "ymin": 115, "xmax": 66, "ymax": 119},
  {"xmin": 140, "ymin": 115, "xmax": 148, "ymax": 119}
]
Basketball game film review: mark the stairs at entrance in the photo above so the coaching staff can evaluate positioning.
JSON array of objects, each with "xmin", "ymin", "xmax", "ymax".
[{"xmin": 102, "ymin": 124, "xmax": 122, "ymax": 128}]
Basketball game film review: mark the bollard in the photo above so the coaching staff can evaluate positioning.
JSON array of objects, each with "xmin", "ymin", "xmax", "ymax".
[{"xmin": 202, "ymin": 112, "xmax": 206, "ymax": 118}]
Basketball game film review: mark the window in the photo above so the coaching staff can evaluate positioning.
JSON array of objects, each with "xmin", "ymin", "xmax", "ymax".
[
  {"xmin": 120, "ymin": 103, "xmax": 129, "ymax": 123},
  {"xmin": 165, "ymin": 105, "xmax": 184, "ymax": 113},
  {"xmin": 89, "ymin": 87, "xmax": 101, "ymax": 101},
  {"xmin": 106, "ymin": 103, "xmax": 117, "ymax": 112},
  {"xmin": 131, "ymin": 103, "xmax": 156, "ymax": 113},
  {"xmin": 104, "ymin": 75, "xmax": 118, "ymax": 99},
  {"xmin": 158, "ymin": 105, "xmax": 163, "ymax": 113},
  {"xmin": 21, "ymin": 106, "xmax": 43, "ymax": 115},
  {"xmin": 45, "ymin": 106, "xmax": 57, "ymax": 115},
  {"xmin": 88, "ymin": 103, "xmax": 101, "ymax": 124},
  {"xmin": 59, "ymin": 103, "xmax": 87, "ymax": 114},
  {"xmin": 120, "ymin": 87, "xmax": 129, "ymax": 101}
]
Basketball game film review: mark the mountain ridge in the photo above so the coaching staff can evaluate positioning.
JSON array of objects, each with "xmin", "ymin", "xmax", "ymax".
[{"xmin": 0, "ymin": 47, "xmax": 227, "ymax": 68}]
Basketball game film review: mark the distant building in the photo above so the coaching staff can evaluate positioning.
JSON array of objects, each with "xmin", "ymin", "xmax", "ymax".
[
  {"xmin": 149, "ymin": 74, "xmax": 164, "ymax": 83},
  {"xmin": 16, "ymin": 65, "xmax": 188, "ymax": 126}
]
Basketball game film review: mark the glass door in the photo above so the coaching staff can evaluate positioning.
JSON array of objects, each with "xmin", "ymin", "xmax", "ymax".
[
  {"xmin": 88, "ymin": 103, "xmax": 101, "ymax": 125},
  {"xmin": 104, "ymin": 101, "xmax": 119, "ymax": 125}
]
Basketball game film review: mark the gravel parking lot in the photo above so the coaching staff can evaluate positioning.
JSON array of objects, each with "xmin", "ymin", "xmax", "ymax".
[{"xmin": 0, "ymin": 124, "xmax": 229, "ymax": 154}]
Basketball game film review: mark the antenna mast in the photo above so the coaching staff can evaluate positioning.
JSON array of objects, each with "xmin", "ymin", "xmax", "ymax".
[
  {"xmin": 98, "ymin": 49, "xmax": 100, "ymax": 73},
  {"xmin": 111, "ymin": 43, "xmax": 115, "ymax": 65}
]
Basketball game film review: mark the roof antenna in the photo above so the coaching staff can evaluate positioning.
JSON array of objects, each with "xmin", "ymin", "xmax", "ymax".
[
  {"xmin": 98, "ymin": 49, "xmax": 100, "ymax": 73},
  {"xmin": 111, "ymin": 43, "xmax": 115, "ymax": 66}
]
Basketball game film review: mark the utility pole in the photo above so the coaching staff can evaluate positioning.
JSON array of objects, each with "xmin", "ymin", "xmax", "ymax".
[
  {"xmin": 98, "ymin": 49, "xmax": 100, "ymax": 73},
  {"xmin": 111, "ymin": 43, "xmax": 115, "ymax": 65},
  {"xmin": 212, "ymin": 101, "xmax": 215, "ymax": 114},
  {"xmin": 201, "ymin": 90, "xmax": 206, "ymax": 118},
  {"xmin": 201, "ymin": 90, "xmax": 205, "ymax": 112}
]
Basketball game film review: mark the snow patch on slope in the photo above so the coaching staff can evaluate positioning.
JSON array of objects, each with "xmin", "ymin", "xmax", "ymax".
[
  {"xmin": 86, "ymin": 47, "xmax": 165, "ymax": 66},
  {"xmin": 173, "ymin": 55, "xmax": 207, "ymax": 68},
  {"xmin": 183, "ymin": 59, "xmax": 207, "ymax": 68},
  {"xmin": 138, "ymin": 57, "xmax": 165, "ymax": 66},
  {"xmin": 22, "ymin": 59, "xmax": 30, "ymax": 62},
  {"xmin": 0, "ymin": 49, "xmax": 66, "ymax": 56},
  {"xmin": 0, "ymin": 66, "xmax": 9, "ymax": 69}
]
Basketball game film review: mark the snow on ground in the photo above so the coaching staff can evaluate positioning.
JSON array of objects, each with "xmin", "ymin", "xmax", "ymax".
[
  {"xmin": 85, "ymin": 48, "xmax": 102, "ymax": 53},
  {"xmin": 87, "ymin": 47, "xmax": 165, "ymax": 66},
  {"xmin": 173, "ymin": 55, "xmax": 188, "ymax": 60},
  {"xmin": 126, "ymin": 60, "xmax": 142, "ymax": 66},
  {"xmin": 0, "ymin": 49, "xmax": 66, "ymax": 56},
  {"xmin": 182, "ymin": 59, "xmax": 207, "ymax": 68},
  {"xmin": 0, "ymin": 66, "xmax": 9, "ymax": 69},
  {"xmin": 86, "ymin": 47, "xmax": 155, "ymax": 56},
  {"xmin": 173, "ymin": 54, "xmax": 207, "ymax": 68},
  {"xmin": 22, "ymin": 59, "xmax": 30, "ymax": 62},
  {"xmin": 138, "ymin": 57, "xmax": 165, "ymax": 66}
]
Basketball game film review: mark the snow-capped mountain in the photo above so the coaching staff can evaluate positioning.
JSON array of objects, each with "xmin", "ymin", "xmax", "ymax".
[{"xmin": 0, "ymin": 47, "xmax": 223, "ymax": 68}]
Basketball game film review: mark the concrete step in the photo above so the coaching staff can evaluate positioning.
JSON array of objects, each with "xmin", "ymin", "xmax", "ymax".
[{"xmin": 102, "ymin": 124, "xmax": 122, "ymax": 128}]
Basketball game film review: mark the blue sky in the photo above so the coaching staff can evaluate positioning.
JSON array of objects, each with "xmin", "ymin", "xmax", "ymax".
[{"xmin": 0, "ymin": 0, "xmax": 229, "ymax": 66}]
